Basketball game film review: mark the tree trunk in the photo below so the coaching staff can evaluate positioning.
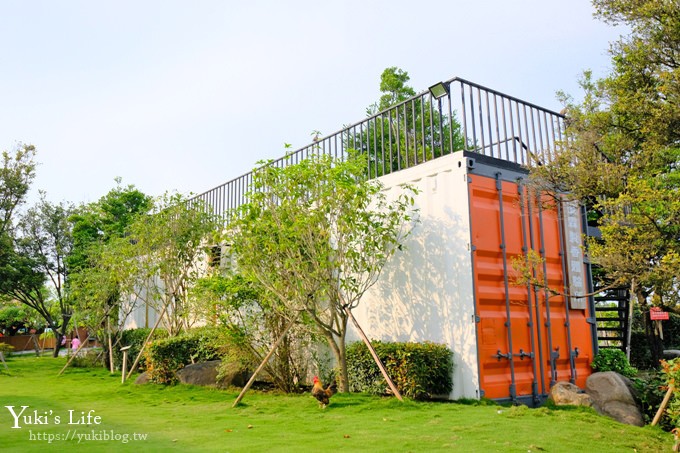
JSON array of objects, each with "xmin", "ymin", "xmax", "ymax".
[
  {"xmin": 636, "ymin": 285, "xmax": 664, "ymax": 367},
  {"xmin": 52, "ymin": 332, "xmax": 63, "ymax": 358},
  {"xmin": 645, "ymin": 313, "xmax": 664, "ymax": 367},
  {"xmin": 337, "ymin": 332, "xmax": 350, "ymax": 393},
  {"xmin": 319, "ymin": 328, "xmax": 348, "ymax": 392}
]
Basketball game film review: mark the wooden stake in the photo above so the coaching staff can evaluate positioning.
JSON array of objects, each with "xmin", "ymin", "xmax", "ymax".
[
  {"xmin": 107, "ymin": 316, "xmax": 114, "ymax": 373},
  {"xmin": 652, "ymin": 384, "xmax": 675, "ymax": 426},
  {"xmin": 345, "ymin": 307, "xmax": 403, "ymax": 402},
  {"xmin": 121, "ymin": 346, "xmax": 131, "ymax": 383},
  {"xmin": 232, "ymin": 318, "xmax": 296, "ymax": 408},
  {"xmin": 0, "ymin": 351, "xmax": 8, "ymax": 370}
]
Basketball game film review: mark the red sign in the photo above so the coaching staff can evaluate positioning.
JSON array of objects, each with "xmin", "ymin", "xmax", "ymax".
[{"xmin": 650, "ymin": 307, "xmax": 670, "ymax": 320}]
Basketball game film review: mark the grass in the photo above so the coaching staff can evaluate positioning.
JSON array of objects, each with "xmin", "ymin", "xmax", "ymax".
[{"xmin": 0, "ymin": 354, "xmax": 674, "ymax": 452}]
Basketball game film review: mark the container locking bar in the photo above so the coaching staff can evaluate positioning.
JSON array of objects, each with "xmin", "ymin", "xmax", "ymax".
[
  {"xmin": 550, "ymin": 347, "xmax": 560, "ymax": 385},
  {"xmin": 569, "ymin": 348, "xmax": 580, "ymax": 383},
  {"xmin": 513, "ymin": 349, "xmax": 534, "ymax": 360},
  {"xmin": 494, "ymin": 350, "xmax": 512, "ymax": 361}
]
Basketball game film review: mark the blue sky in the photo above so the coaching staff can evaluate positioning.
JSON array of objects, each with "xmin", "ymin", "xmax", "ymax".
[{"xmin": 0, "ymin": 1, "xmax": 626, "ymax": 206}]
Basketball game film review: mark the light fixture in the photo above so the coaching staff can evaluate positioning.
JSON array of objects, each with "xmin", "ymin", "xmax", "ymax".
[{"xmin": 428, "ymin": 81, "xmax": 449, "ymax": 99}]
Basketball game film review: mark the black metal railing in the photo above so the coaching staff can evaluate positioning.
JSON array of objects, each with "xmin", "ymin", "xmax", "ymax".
[{"xmin": 188, "ymin": 76, "xmax": 565, "ymax": 221}]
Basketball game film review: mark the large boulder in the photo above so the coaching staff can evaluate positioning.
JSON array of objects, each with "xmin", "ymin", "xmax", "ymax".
[
  {"xmin": 177, "ymin": 360, "xmax": 249, "ymax": 388},
  {"xmin": 585, "ymin": 371, "xmax": 644, "ymax": 426},
  {"xmin": 548, "ymin": 381, "xmax": 594, "ymax": 407}
]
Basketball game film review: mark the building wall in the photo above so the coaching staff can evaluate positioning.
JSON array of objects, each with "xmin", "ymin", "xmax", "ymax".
[{"xmin": 350, "ymin": 152, "xmax": 480, "ymax": 400}]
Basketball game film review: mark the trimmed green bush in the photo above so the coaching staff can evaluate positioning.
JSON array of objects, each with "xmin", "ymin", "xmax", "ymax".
[
  {"xmin": 591, "ymin": 348, "xmax": 638, "ymax": 377},
  {"xmin": 145, "ymin": 326, "xmax": 221, "ymax": 384},
  {"xmin": 0, "ymin": 343, "xmax": 15, "ymax": 355},
  {"xmin": 347, "ymin": 341, "xmax": 453, "ymax": 400},
  {"xmin": 114, "ymin": 327, "xmax": 168, "ymax": 372}
]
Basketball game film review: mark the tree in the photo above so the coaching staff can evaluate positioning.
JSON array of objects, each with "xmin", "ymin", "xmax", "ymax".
[
  {"xmin": 192, "ymin": 272, "xmax": 315, "ymax": 392},
  {"xmin": 0, "ymin": 194, "xmax": 74, "ymax": 356},
  {"xmin": 531, "ymin": 0, "xmax": 680, "ymax": 364},
  {"xmin": 123, "ymin": 193, "xmax": 218, "ymax": 336},
  {"xmin": 353, "ymin": 67, "xmax": 465, "ymax": 177},
  {"xmin": 227, "ymin": 152, "xmax": 417, "ymax": 392},
  {"xmin": 0, "ymin": 143, "xmax": 37, "ymax": 237},
  {"xmin": 68, "ymin": 178, "xmax": 152, "ymax": 273},
  {"xmin": 67, "ymin": 181, "xmax": 152, "ymax": 368}
]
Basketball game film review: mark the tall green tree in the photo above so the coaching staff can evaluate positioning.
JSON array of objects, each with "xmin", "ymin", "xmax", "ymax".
[
  {"xmin": 531, "ymin": 0, "xmax": 680, "ymax": 364},
  {"xmin": 0, "ymin": 194, "xmax": 74, "ymax": 356},
  {"xmin": 0, "ymin": 143, "xmax": 36, "ymax": 237},
  {"xmin": 68, "ymin": 179, "xmax": 152, "ymax": 273},
  {"xmin": 227, "ymin": 152, "xmax": 417, "ymax": 392},
  {"xmin": 67, "ymin": 181, "xmax": 152, "ymax": 368},
  {"xmin": 123, "ymin": 193, "xmax": 218, "ymax": 336},
  {"xmin": 355, "ymin": 67, "xmax": 465, "ymax": 177}
]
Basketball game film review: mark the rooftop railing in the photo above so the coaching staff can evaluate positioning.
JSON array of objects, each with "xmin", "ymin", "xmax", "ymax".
[{"xmin": 188, "ymin": 76, "xmax": 565, "ymax": 221}]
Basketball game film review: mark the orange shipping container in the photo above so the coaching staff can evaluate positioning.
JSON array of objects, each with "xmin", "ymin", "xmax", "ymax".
[{"xmin": 353, "ymin": 151, "xmax": 596, "ymax": 405}]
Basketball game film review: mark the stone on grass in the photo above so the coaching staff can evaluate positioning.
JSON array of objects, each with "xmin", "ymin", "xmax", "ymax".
[
  {"xmin": 585, "ymin": 371, "xmax": 644, "ymax": 426},
  {"xmin": 177, "ymin": 360, "xmax": 249, "ymax": 388},
  {"xmin": 548, "ymin": 381, "xmax": 594, "ymax": 407},
  {"xmin": 134, "ymin": 371, "xmax": 150, "ymax": 385}
]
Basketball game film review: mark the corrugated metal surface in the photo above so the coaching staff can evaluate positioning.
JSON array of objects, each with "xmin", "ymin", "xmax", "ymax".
[{"xmin": 469, "ymin": 170, "xmax": 594, "ymax": 402}]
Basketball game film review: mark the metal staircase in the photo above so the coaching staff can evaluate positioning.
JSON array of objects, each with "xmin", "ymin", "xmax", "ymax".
[{"xmin": 594, "ymin": 288, "xmax": 630, "ymax": 351}]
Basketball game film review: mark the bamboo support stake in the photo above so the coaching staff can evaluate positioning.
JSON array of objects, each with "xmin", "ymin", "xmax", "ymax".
[
  {"xmin": 232, "ymin": 319, "xmax": 296, "ymax": 408},
  {"xmin": 652, "ymin": 383, "xmax": 675, "ymax": 426},
  {"xmin": 345, "ymin": 307, "xmax": 403, "ymax": 402},
  {"xmin": 120, "ymin": 346, "xmax": 131, "ymax": 383},
  {"xmin": 107, "ymin": 317, "xmax": 115, "ymax": 373}
]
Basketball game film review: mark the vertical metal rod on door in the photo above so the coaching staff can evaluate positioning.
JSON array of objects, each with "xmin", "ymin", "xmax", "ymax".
[
  {"xmin": 496, "ymin": 173, "xmax": 517, "ymax": 402},
  {"xmin": 518, "ymin": 179, "xmax": 541, "ymax": 402},
  {"xmin": 537, "ymin": 196, "xmax": 558, "ymax": 386},
  {"xmin": 556, "ymin": 199, "xmax": 577, "ymax": 384},
  {"xmin": 525, "ymin": 185, "xmax": 547, "ymax": 395}
]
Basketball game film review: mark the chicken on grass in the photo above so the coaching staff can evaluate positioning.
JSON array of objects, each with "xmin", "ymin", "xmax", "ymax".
[{"xmin": 312, "ymin": 376, "xmax": 336, "ymax": 408}]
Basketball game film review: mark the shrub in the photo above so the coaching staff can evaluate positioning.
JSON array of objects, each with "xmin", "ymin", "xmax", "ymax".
[
  {"xmin": 633, "ymin": 370, "xmax": 669, "ymax": 428},
  {"xmin": 0, "ymin": 343, "xmax": 15, "ymax": 355},
  {"xmin": 347, "ymin": 341, "xmax": 453, "ymax": 400},
  {"xmin": 661, "ymin": 358, "xmax": 680, "ymax": 430},
  {"xmin": 591, "ymin": 348, "xmax": 638, "ymax": 377},
  {"xmin": 145, "ymin": 326, "xmax": 221, "ymax": 384},
  {"xmin": 114, "ymin": 328, "xmax": 168, "ymax": 372},
  {"xmin": 71, "ymin": 349, "xmax": 105, "ymax": 368}
]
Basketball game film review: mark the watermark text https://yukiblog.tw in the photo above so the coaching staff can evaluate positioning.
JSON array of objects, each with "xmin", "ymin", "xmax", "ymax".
[{"xmin": 4, "ymin": 405, "xmax": 148, "ymax": 444}]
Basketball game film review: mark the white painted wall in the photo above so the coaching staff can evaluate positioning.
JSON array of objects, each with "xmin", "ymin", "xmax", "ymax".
[{"xmin": 350, "ymin": 151, "xmax": 480, "ymax": 400}]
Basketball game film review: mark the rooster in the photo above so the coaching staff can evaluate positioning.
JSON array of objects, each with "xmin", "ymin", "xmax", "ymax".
[{"xmin": 311, "ymin": 376, "xmax": 336, "ymax": 408}]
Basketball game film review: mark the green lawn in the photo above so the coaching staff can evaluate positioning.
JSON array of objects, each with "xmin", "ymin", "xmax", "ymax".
[{"xmin": 0, "ymin": 355, "xmax": 673, "ymax": 452}]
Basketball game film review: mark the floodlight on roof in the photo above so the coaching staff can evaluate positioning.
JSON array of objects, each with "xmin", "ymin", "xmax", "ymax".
[{"xmin": 428, "ymin": 82, "xmax": 450, "ymax": 99}]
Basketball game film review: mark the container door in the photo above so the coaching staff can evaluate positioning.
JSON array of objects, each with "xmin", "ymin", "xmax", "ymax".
[{"xmin": 469, "ymin": 172, "xmax": 594, "ymax": 402}]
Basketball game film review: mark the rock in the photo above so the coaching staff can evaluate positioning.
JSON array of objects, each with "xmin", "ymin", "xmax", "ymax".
[
  {"xmin": 585, "ymin": 371, "xmax": 644, "ymax": 426},
  {"xmin": 548, "ymin": 381, "xmax": 594, "ymax": 407},
  {"xmin": 215, "ymin": 361, "xmax": 250, "ymax": 388},
  {"xmin": 134, "ymin": 371, "xmax": 150, "ymax": 385},
  {"xmin": 664, "ymin": 350, "xmax": 680, "ymax": 359},
  {"xmin": 177, "ymin": 360, "xmax": 249, "ymax": 388}
]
